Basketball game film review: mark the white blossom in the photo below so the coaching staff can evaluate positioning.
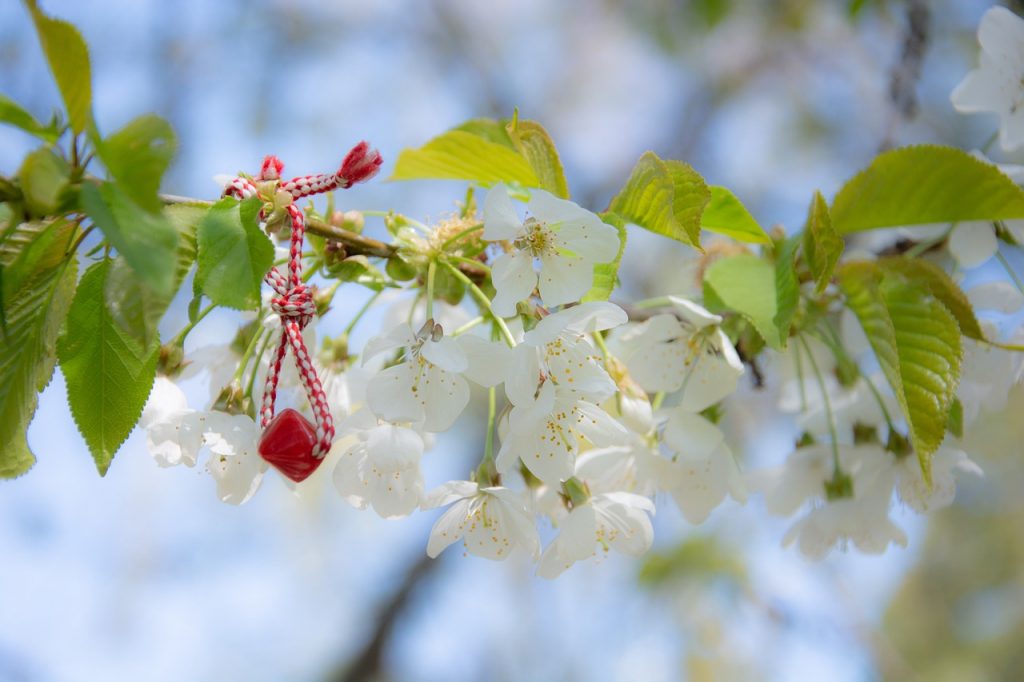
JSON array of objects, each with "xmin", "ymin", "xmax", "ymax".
[
  {"xmin": 332, "ymin": 411, "xmax": 424, "ymax": 518},
  {"xmin": 951, "ymin": 6, "xmax": 1024, "ymax": 151},
  {"xmin": 140, "ymin": 377, "xmax": 200, "ymax": 467},
  {"xmin": 657, "ymin": 409, "xmax": 746, "ymax": 524},
  {"xmin": 749, "ymin": 443, "xmax": 884, "ymax": 517},
  {"xmin": 505, "ymin": 301, "xmax": 626, "ymax": 407},
  {"xmin": 497, "ymin": 381, "xmax": 627, "ymax": 484},
  {"xmin": 948, "ymin": 221, "xmax": 1001, "ymax": 270},
  {"xmin": 363, "ymin": 320, "xmax": 471, "ymax": 432},
  {"xmin": 421, "ymin": 481, "xmax": 540, "ymax": 560},
  {"xmin": 967, "ymin": 280, "xmax": 1024, "ymax": 314},
  {"xmin": 609, "ymin": 297, "xmax": 743, "ymax": 411},
  {"xmin": 959, "ymin": 321, "xmax": 1024, "ymax": 424},
  {"xmin": 203, "ymin": 413, "xmax": 267, "ymax": 505},
  {"xmin": 892, "ymin": 446, "xmax": 982, "ymax": 513},
  {"xmin": 483, "ymin": 184, "xmax": 619, "ymax": 315},
  {"xmin": 536, "ymin": 492, "xmax": 655, "ymax": 578},
  {"xmin": 781, "ymin": 487, "xmax": 907, "ymax": 560}
]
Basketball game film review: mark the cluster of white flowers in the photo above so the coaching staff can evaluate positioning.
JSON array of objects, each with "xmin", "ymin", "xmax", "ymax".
[
  {"xmin": 749, "ymin": 332, "xmax": 985, "ymax": 560},
  {"xmin": 136, "ymin": 6, "xmax": 1024, "ymax": 573},
  {"xmin": 328, "ymin": 187, "xmax": 751, "ymax": 576}
]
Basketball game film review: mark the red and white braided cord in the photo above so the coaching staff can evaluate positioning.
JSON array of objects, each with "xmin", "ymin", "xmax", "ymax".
[{"xmin": 224, "ymin": 142, "xmax": 382, "ymax": 457}]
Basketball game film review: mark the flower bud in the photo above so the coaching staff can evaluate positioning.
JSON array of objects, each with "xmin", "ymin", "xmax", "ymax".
[
  {"xmin": 157, "ymin": 342, "xmax": 186, "ymax": 377},
  {"xmin": 213, "ymin": 380, "xmax": 253, "ymax": 417},
  {"xmin": 331, "ymin": 209, "xmax": 365, "ymax": 234}
]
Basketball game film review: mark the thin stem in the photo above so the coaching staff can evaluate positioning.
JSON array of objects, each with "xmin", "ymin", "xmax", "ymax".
[
  {"xmin": 425, "ymin": 259, "xmax": 437, "ymax": 321},
  {"xmin": 798, "ymin": 334, "xmax": 842, "ymax": 476},
  {"xmin": 904, "ymin": 224, "xmax": 953, "ymax": 258},
  {"xmin": 65, "ymin": 224, "xmax": 96, "ymax": 256},
  {"xmin": 452, "ymin": 316, "xmax": 485, "ymax": 336},
  {"xmin": 246, "ymin": 330, "xmax": 275, "ymax": 398},
  {"xmin": 812, "ymin": 323, "xmax": 900, "ymax": 436},
  {"xmin": 632, "ymin": 295, "xmax": 674, "ymax": 310},
  {"xmin": 440, "ymin": 223, "xmax": 483, "ymax": 251},
  {"xmin": 170, "ymin": 303, "xmax": 216, "ymax": 346},
  {"xmin": 981, "ymin": 130, "xmax": 999, "ymax": 154},
  {"xmin": 859, "ymin": 372, "xmax": 898, "ymax": 435},
  {"xmin": 441, "ymin": 260, "xmax": 516, "ymax": 347},
  {"xmin": 344, "ymin": 290, "xmax": 382, "ymax": 337},
  {"xmin": 996, "ymin": 248, "xmax": 1024, "ymax": 295},
  {"xmin": 483, "ymin": 386, "xmax": 497, "ymax": 463},
  {"xmin": 301, "ymin": 258, "xmax": 322, "ymax": 283},
  {"xmin": 591, "ymin": 330, "xmax": 610, "ymax": 359},
  {"xmin": 234, "ymin": 323, "xmax": 267, "ymax": 383},
  {"xmin": 446, "ymin": 254, "xmax": 490, "ymax": 273},
  {"xmin": 651, "ymin": 391, "xmax": 665, "ymax": 411},
  {"xmin": 793, "ymin": 335, "xmax": 808, "ymax": 412}
]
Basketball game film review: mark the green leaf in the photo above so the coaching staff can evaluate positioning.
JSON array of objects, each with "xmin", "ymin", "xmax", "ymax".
[
  {"xmin": 582, "ymin": 213, "xmax": 627, "ymax": 302},
  {"xmin": 57, "ymin": 259, "xmax": 159, "ymax": 475},
  {"xmin": 80, "ymin": 181, "xmax": 178, "ymax": 294},
  {"xmin": 831, "ymin": 145, "xmax": 1024, "ymax": 232},
  {"xmin": 703, "ymin": 253, "xmax": 786, "ymax": 349},
  {"xmin": 0, "ymin": 94, "xmax": 60, "ymax": 143},
  {"xmin": 803, "ymin": 190, "xmax": 844, "ymax": 293},
  {"xmin": 18, "ymin": 147, "xmax": 70, "ymax": 217},
  {"xmin": 194, "ymin": 196, "xmax": 273, "ymax": 310},
  {"xmin": 837, "ymin": 260, "xmax": 962, "ymax": 482},
  {"xmin": 506, "ymin": 116, "xmax": 570, "ymax": 199},
  {"xmin": 877, "ymin": 256, "xmax": 985, "ymax": 341},
  {"xmin": 609, "ymin": 152, "xmax": 710, "ymax": 248},
  {"xmin": 0, "ymin": 220, "xmax": 77, "ymax": 478},
  {"xmin": 700, "ymin": 186, "xmax": 770, "ymax": 243},
  {"xmin": 947, "ymin": 397, "xmax": 963, "ymax": 440},
  {"xmin": 454, "ymin": 118, "xmax": 516, "ymax": 148},
  {"xmin": 27, "ymin": 1, "xmax": 91, "ymax": 134},
  {"xmin": 94, "ymin": 114, "xmax": 176, "ymax": 212},
  {"xmin": 392, "ymin": 129, "xmax": 540, "ymax": 187},
  {"xmin": 104, "ymin": 204, "xmax": 202, "ymax": 346},
  {"xmin": 773, "ymin": 236, "xmax": 800, "ymax": 342},
  {"xmin": 1, "ymin": 219, "xmax": 74, "ymax": 297}
]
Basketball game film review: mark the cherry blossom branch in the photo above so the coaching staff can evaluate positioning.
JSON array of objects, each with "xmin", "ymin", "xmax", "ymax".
[{"xmin": 160, "ymin": 194, "xmax": 397, "ymax": 258}]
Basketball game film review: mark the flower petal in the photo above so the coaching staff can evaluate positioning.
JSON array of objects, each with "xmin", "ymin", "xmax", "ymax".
[
  {"xmin": 967, "ymin": 280, "xmax": 1024, "ymax": 313},
  {"xmin": 457, "ymin": 335, "xmax": 511, "ymax": 387},
  {"xmin": 426, "ymin": 498, "xmax": 472, "ymax": 558},
  {"xmin": 483, "ymin": 184, "xmax": 523, "ymax": 241},
  {"xmin": 526, "ymin": 302, "xmax": 628, "ymax": 345},
  {"xmin": 421, "ymin": 335, "xmax": 468, "ymax": 373},
  {"xmin": 419, "ymin": 365, "xmax": 470, "ymax": 432},
  {"xmin": 421, "ymin": 479, "xmax": 479, "ymax": 509},
  {"xmin": 536, "ymin": 254, "xmax": 591, "ymax": 308},
  {"xmin": 366, "ymin": 362, "xmax": 427, "ymax": 424},
  {"xmin": 661, "ymin": 409, "xmax": 724, "ymax": 458},
  {"xmin": 504, "ymin": 346, "xmax": 543, "ymax": 407},
  {"xmin": 949, "ymin": 222, "xmax": 998, "ymax": 269},
  {"xmin": 491, "ymin": 251, "xmax": 537, "ymax": 317}
]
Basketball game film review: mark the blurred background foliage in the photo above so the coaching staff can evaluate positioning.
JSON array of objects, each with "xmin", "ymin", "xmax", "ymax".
[{"xmin": 2, "ymin": 1, "xmax": 1022, "ymax": 680}]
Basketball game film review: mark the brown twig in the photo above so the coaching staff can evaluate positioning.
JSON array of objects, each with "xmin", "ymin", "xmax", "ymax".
[{"xmin": 160, "ymin": 194, "xmax": 396, "ymax": 259}]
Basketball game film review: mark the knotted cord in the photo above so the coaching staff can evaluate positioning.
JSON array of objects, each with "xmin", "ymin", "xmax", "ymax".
[{"xmin": 223, "ymin": 142, "xmax": 382, "ymax": 457}]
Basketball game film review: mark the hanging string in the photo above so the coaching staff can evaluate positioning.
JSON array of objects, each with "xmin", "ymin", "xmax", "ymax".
[{"xmin": 223, "ymin": 142, "xmax": 382, "ymax": 456}]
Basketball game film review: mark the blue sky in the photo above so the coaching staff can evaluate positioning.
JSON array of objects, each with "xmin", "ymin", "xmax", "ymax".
[{"xmin": 0, "ymin": 1, "xmax": 1000, "ymax": 680}]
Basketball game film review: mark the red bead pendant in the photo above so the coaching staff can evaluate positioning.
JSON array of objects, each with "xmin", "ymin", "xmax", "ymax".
[{"xmin": 258, "ymin": 408, "xmax": 323, "ymax": 483}]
